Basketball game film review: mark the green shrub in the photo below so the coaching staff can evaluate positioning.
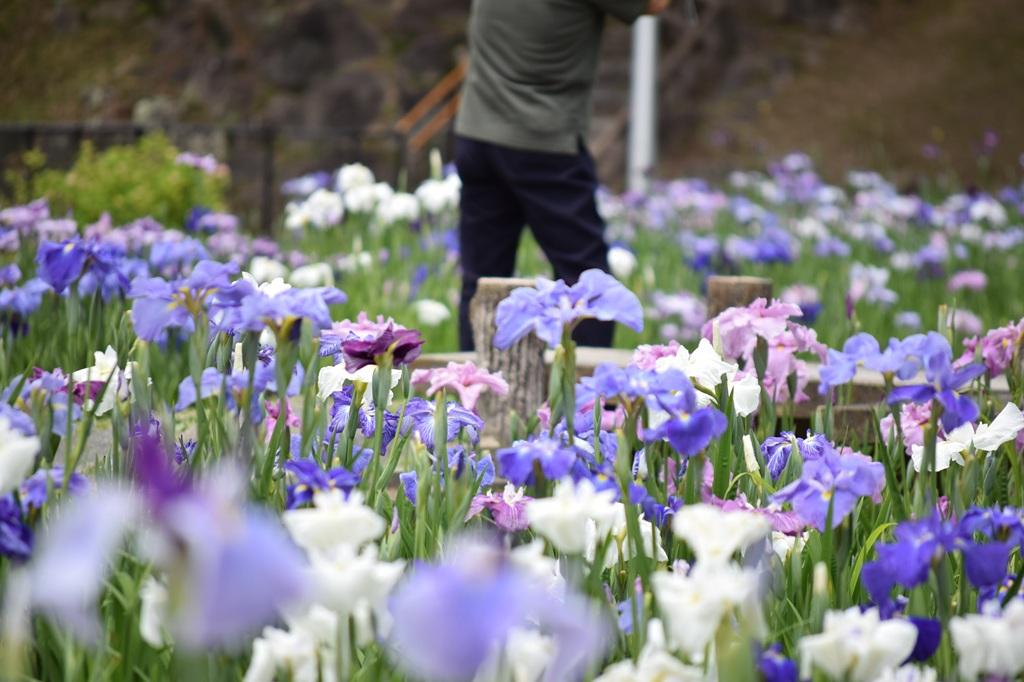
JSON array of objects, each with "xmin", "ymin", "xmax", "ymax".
[{"xmin": 11, "ymin": 133, "xmax": 228, "ymax": 227}]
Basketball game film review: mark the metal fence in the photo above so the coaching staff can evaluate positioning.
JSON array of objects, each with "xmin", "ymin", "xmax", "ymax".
[{"xmin": 0, "ymin": 121, "xmax": 453, "ymax": 233}]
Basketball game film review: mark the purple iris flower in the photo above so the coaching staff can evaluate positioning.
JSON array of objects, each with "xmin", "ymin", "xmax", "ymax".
[
  {"xmin": 772, "ymin": 441, "xmax": 884, "ymax": 531},
  {"xmin": 185, "ymin": 207, "xmax": 212, "ymax": 233},
  {"xmin": 958, "ymin": 540, "xmax": 1012, "ymax": 590},
  {"xmin": 493, "ymin": 269, "xmax": 643, "ymax": 349},
  {"xmin": 174, "ymin": 436, "xmax": 197, "ymax": 466},
  {"xmin": 865, "ymin": 337, "xmax": 928, "ymax": 377},
  {"xmin": 175, "ymin": 367, "xmax": 226, "ymax": 412},
  {"xmin": 497, "ymin": 435, "xmax": 577, "ymax": 485},
  {"xmin": 80, "ymin": 242, "xmax": 128, "ymax": 294},
  {"xmin": 29, "ymin": 435, "xmax": 308, "ymax": 648},
  {"xmin": 388, "ymin": 550, "xmax": 536, "ymax": 680},
  {"xmin": 952, "ymin": 508, "xmax": 1020, "ymax": 592},
  {"xmin": 0, "ymin": 278, "xmax": 50, "ymax": 322},
  {"xmin": 36, "ymin": 239, "xmax": 89, "ymax": 294},
  {"xmin": 19, "ymin": 468, "xmax": 88, "ymax": 512},
  {"xmin": 283, "ymin": 458, "xmax": 360, "ymax": 509},
  {"xmin": 327, "ymin": 387, "xmax": 401, "ymax": 451},
  {"xmin": 0, "ymin": 495, "xmax": 32, "ymax": 561},
  {"xmin": 615, "ymin": 579, "xmax": 645, "ymax": 635},
  {"xmin": 149, "ymin": 238, "xmax": 209, "ymax": 276},
  {"xmin": 340, "ymin": 324, "xmax": 424, "ymax": 371},
  {"xmin": 628, "ymin": 483, "xmax": 680, "ymax": 527},
  {"xmin": 79, "ymin": 255, "xmax": 147, "ymax": 300},
  {"xmin": 959, "ymin": 506, "xmax": 1024, "ymax": 546},
  {"xmin": 400, "ymin": 398, "xmax": 483, "ymax": 453},
  {"xmin": 211, "ymin": 278, "xmax": 346, "ymax": 338},
  {"xmin": 0, "ymin": 198, "xmax": 49, "ymax": 232},
  {"xmin": 818, "ymin": 333, "xmax": 923, "ymax": 394},
  {"xmin": 175, "ymin": 359, "xmax": 301, "ymax": 423},
  {"xmin": 130, "ymin": 277, "xmax": 196, "ymax": 341},
  {"xmin": 569, "ymin": 459, "xmax": 620, "ymax": 499},
  {"xmin": 815, "ymin": 237, "xmax": 851, "ymax": 258},
  {"xmin": 326, "ymin": 384, "xmax": 359, "ymax": 430},
  {"xmin": 2, "ymin": 369, "xmax": 79, "ymax": 437},
  {"xmin": 280, "ymin": 171, "xmax": 331, "ymax": 197},
  {"xmin": 129, "ymin": 260, "xmax": 238, "ymax": 341},
  {"xmin": 0, "ymin": 264, "xmax": 20, "ymax": 287},
  {"xmin": 408, "ymin": 264, "xmax": 430, "ymax": 301},
  {"xmin": 0, "ymin": 229, "xmax": 18, "ymax": 253},
  {"xmin": 907, "ymin": 616, "xmax": 942, "ymax": 662},
  {"xmin": 797, "ymin": 432, "xmax": 834, "ymax": 460},
  {"xmin": 361, "ymin": 401, "xmax": 401, "ymax": 451},
  {"xmin": 887, "ymin": 334, "xmax": 985, "ymax": 431},
  {"xmin": 819, "ymin": 329, "xmax": 933, "ymax": 391},
  {"xmin": 644, "ymin": 377, "xmax": 727, "ymax": 457},
  {"xmin": 749, "ymin": 226, "xmax": 796, "ymax": 264},
  {"xmin": 243, "ymin": 288, "xmax": 346, "ymax": 336},
  {"xmin": 796, "ymin": 302, "xmax": 822, "ymax": 325},
  {"xmin": 761, "ymin": 435, "xmax": 794, "ymax": 481},
  {"xmin": 400, "ymin": 470, "xmax": 419, "ymax": 504},
  {"xmin": 913, "ymin": 244, "xmax": 946, "ymax": 279},
  {"xmin": 591, "ymin": 364, "xmax": 690, "ymax": 403},
  {"xmin": 683, "ymin": 234, "xmax": 719, "ymax": 271},
  {"xmin": 388, "ymin": 538, "xmax": 609, "ymax": 682},
  {"xmin": 564, "ymin": 425, "xmax": 620, "ymax": 478},
  {"xmin": 758, "ymin": 644, "xmax": 798, "ymax": 682},
  {"xmin": 449, "ymin": 448, "xmax": 495, "ymax": 487},
  {"xmin": 0, "ymin": 403, "xmax": 37, "ymax": 437},
  {"xmin": 860, "ymin": 512, "xmax": 957, "ymax": 604},
  {"xmin": 0, "ymin": 278, "xmax": 50, "ymax": 336},
  {"xmin": 393, "ymin": 450, "xmax": 487, "ymax": 506},
  {"xmin": 818, "ymin": 348, "xmax": 859, "ymax": 394}
]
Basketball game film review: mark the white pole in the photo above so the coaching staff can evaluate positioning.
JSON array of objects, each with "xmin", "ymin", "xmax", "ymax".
[{"xmin": 627, "ymin": 15, "xmax": 658, "ymax": 193}]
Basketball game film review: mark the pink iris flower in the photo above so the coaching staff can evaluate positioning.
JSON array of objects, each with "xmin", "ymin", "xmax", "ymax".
[
  {"xmin": 410, "ymin": 361, "xmax": 509, "ymax": 411},
  {"xmin": 879, "ymin": 402, "xmax": 934, "ymax": 454},
  {"xmin": 631, "ymin": 341, "xmax": 682, "ymax": 370},
  {"xmin": 265, "ymin": 398, "xmax": 301, "ymax": 440},
  {"xmin": 700, "ymin": 467, "xmax": 804, "ymax": 534},
  {"xmin": 958, "ymin": 319, "xmax": 1024, "ymax": 377},
  {"xmin": 947, "ymin": 270, "xmax": 988, "ymax": 292},
  {"xmin": 466, "ymin": 483, "xmax": 532, "ymax": 532},
  {"xmin": 701, "ymin": 298, "xmax": 801, "ymax": 360},
  {"xmin": 703, "ymin": 298, "xmax": 825, "ymax": 404}
]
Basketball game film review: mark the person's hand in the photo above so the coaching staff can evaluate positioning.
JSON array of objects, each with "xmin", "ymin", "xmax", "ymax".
[{"xmin": 646, "ymin": 0, "xmax": 670, "ymax": 14}]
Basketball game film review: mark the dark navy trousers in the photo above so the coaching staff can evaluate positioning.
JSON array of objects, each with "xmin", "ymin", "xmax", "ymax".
[{"xmin": 455, "ymin": 135, "xmax": 614, "ymax": 351}]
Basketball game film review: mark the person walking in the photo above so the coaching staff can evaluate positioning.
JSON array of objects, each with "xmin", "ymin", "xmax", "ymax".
[{"xmin": 455, "ymin": 0, "xmax": 669, "ymax": 351}]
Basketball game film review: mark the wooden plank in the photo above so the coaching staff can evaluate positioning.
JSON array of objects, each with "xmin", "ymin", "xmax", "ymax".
[{"xmin": 394, "ymin": 60, "xmax": 468, "ymax": 134}]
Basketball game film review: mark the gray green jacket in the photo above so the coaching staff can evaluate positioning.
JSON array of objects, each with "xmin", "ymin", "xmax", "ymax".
[{"xmin": 455, "ymin": 0, "xmax": 649, "ymax": 155}]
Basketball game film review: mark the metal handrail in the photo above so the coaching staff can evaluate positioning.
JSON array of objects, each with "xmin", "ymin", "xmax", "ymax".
[{"xmin": 590, "ymin": 0, "xmax": 724, "ymax": 164}]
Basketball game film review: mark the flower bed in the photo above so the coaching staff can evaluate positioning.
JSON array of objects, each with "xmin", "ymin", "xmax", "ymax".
[{"xmin": 0, "ymin": 149, "xmax": 1022, "ymax": 680}]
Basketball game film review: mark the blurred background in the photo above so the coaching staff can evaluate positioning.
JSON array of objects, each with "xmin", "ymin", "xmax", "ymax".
[{"xmin": 1, "ymin": 0, "xmax": 1022, "ymax": 229}]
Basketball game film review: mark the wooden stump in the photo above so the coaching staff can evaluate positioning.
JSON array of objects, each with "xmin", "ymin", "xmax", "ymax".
[
  {"xmin": 707, "ymin": 275, "xmax": 773, "ymax": 319},
  {"xmin": 470, "ymin": 278, "xmax": 549, "ymax": 444}
]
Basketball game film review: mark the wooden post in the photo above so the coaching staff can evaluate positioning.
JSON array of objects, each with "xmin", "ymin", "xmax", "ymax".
[
  {"xmin": 706, "ymin": 275, "xmax": 773, "ymax": 319},
  {"xmin": 470, "ymin": 278, "xmax": 548, "ymax": 444}
]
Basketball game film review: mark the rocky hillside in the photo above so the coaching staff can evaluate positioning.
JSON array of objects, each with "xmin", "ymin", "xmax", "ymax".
[
  {"xmin": 0, "ymin": 0, "xmax": 467, "ymax": 130},
  {"xmin": 1, "ymin": 0, "xmax": 1022, "ymax": 187},
  {"xmin": 662, "ymin": 0, "xmax": 1024, "ymax": 186}
]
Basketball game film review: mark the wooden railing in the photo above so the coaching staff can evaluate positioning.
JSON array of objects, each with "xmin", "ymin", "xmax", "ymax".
[{"xmin": 394, "ymin": 59, "xmax": 467, "ymax": 154}]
